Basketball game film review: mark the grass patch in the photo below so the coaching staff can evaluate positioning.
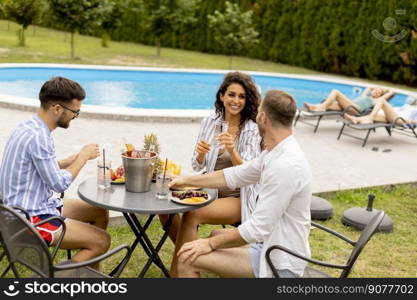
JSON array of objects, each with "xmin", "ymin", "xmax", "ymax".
[
  {"xmin": 0, "ymin": 20, "xmax": 416, "ymax": 93},
  {"xmin": 1, "ymin": 183, "xmax": 416, "ymax": 278},
  {"xmin": 310, "ymin": 183, "xmax": 417, "ymax": 278}
]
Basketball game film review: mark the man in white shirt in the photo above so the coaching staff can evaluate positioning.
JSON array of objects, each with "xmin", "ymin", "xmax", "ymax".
[{"xmin": 169, "ymin": 90, "xmax": 312, "ymax": 278}]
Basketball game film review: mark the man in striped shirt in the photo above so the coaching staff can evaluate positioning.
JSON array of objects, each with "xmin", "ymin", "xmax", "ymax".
[{"xmin": 0, "ymin": 77, "xmax": 110, "ymax": 270}]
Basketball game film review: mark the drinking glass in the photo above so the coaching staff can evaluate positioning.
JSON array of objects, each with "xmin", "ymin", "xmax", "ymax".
[
  {"xmin": 97, "ymin": 158, "xmax": 111, "ymax": 189},
  {"xmin": 155, "ymin": 170, "xmax": 172, "ymax": 200},
  {"xmin": 214, "ymin": 120, "xmax": 229, "ymax": 149}
]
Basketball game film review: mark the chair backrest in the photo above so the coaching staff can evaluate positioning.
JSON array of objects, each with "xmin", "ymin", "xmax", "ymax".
[
  {"xmin": 0, "ymin": 205, "xmax": 53, "ymax": 278},
  {"xmin": 341, "ymin": 211, "xmax": 385, "ymax": 278}
]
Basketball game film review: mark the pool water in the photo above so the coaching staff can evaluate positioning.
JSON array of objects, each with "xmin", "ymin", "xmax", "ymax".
[{"xmin": 0, "ymin": 67, "xmax": 408, "ymax": 109}]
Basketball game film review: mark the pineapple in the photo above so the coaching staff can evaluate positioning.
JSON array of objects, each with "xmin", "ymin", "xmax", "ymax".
[
  {"xmin": 143, "ymin": 133, "xmax": 160, "ymax": 154},
  {"xmin": 144, "ymin": 133, "xmax": 163, "ymax": 180}
]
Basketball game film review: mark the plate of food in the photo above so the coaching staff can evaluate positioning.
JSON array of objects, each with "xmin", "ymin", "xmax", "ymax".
[
  {"xmin": 170, "ymin": 190, "xmax": 211, "ymax": 206},
  {"xmin": 111, "ymin": 166, "xmax": 125, "ymax": 184}
]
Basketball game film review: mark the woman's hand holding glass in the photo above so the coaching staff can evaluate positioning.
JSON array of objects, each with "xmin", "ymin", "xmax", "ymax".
[{"xmin": 217, "ymin": 132, "xmax": 236, "ymax": 153}]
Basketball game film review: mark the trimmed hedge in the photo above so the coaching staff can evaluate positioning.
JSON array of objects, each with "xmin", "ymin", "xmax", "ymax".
[{"xmin": 45, "ymin": 0, "xmax": 417, "ymax": 86}]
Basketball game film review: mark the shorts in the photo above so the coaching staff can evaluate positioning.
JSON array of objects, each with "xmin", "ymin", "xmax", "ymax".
[
  {"xmin": 29, "ymin": 206, "xmax": 65, "ymax": 246},
  {"xmin": 249, "ymin": 242, "xmax": 263, "ymax": 277},
  {"xmin": 248, "ymin": 243, "xmax": 298, "ymax": 278}
]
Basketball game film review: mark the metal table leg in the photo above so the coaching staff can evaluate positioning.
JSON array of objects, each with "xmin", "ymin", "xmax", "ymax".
[
  {"xmin": 138, "ymin": 214, "xmax": 173, "ymax": 278},
  {"xmin": 124, "ymin": 213, "xmax": 154, "ymax": 257},
  {"xmin": 132, "ymin": 214, "xmax": 173, "ymax": 278},
  {"xmin": 109, "ymin": 213, "xmax": 155, "ymax": 277},
  {"xmin": 116, "ymin": 213, "xmax": 174, "ymax": 278}
]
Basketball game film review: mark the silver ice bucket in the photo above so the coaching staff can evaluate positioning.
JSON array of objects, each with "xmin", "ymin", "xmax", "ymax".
[{"xmin": 122, "ymin": 150, "xmax": 158, "ymax": 193}]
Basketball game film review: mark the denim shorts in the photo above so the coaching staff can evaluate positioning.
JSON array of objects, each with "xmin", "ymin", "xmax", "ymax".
[{"xmin": 249, "ymin": 243, "xmax": 298, "ymax": 278}]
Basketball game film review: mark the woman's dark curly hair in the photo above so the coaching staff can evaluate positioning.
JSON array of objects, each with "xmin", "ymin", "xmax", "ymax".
[{"xmin": 214, "ymin": 72, "xmax": 260, "ymax": 126}]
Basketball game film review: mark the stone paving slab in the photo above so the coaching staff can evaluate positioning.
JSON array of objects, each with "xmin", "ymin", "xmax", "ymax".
[{"xmin": 1, "ymin": 107, "xmax": 416, "ymax": 223}]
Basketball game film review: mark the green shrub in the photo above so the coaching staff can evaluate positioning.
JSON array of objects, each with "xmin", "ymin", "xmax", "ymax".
[{"xmin": 37, "ymin": 0, "xmax": 417, "ymax": 86}]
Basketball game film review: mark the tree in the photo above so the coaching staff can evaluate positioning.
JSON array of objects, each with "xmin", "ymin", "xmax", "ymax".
[
  {"xmin": 251, "ymin": 0, "xmax": 279, "ymax": 60},
  {"xmin": 101, "ymin": 0, "xmax": 127, "ymax": 48},
  {"xmin": 49, "ymin": 0, "xmax": 112, "ymax": 58},
  {"xmin": 208, "ymin": 1, "xmax": 259, "ymax": 69},
  {"xmin": 143, "ymin": 0, "xmax": 200, "ymax": 57},
  {"xmin": 3, "ymin": 0, "xmax": 42, "ymax": 46},
  {"xmin": 32, "ymin": 0, "xmax": 48, "ymax": 37},
  {"xmin": 0, "ymin": 1, "xmax": 4, "ymax": 18}
]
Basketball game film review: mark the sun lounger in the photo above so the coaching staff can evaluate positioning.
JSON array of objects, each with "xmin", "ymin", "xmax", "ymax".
[
  {"xmin": 337, "ymin": 116, "xmax": 417, "ymax": 147},
  {"xmin": 295, "ymin": 104, "xmax": 362, "ymax": 133},
  {"xmin": 391, "ymin": 116, "xmax": 417, "ymax": 138},
  {"xmin": 296, "ymin": 92, "xmax": 395, "ymax": 133}
]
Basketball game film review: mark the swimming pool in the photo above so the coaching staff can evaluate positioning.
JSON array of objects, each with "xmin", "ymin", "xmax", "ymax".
[{"xmin": 0, "ymin": 64, "xmax": 410, "ymax": 111}]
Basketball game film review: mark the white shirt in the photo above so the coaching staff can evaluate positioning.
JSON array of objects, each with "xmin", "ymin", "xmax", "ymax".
[
  {"xmin": 224, "ymin": 135, "xmax": 312, "ymax": 277},
  {"xmin": 192, "ymin": 114, "xmax": 262, "ymax": 222}
]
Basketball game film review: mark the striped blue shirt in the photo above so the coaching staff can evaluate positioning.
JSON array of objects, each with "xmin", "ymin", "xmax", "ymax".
[{"xmin": 0, "ymin": 115, "xmax": 73, "ymax": 216}]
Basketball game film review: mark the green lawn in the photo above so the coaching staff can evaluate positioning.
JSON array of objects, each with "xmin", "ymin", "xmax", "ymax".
[
  {"xmin": 1, "ymin": 183, "xmax": 415, "ymax": 278},
  {"xmin": 0, "ymin": 20, "xmax": 416, "ymax": 93}
]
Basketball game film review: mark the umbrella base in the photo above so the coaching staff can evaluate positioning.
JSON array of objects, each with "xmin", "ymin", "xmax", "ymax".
[
  {"xmin": 311, "ymin": 196, "xmax": 333, "ymax": 220},
  {"xmin": 342, "ymin": 207, "xmax": 393, "ymax": 232}
]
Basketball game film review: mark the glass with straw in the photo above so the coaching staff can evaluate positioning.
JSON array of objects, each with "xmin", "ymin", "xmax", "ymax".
[
  {"xmin": 155, "ymin": 158, "xmax": 171, "ymax": 199},
  {"xmin": 97, "ymin": 148, "xmax": 111, "ymax": 189},
  {"xmin": 214, "ymin": 119, "xmax": 229, "ymax": 150}
]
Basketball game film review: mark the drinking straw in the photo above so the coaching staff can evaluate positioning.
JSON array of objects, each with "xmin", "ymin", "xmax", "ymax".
[
  {"xmin": 162, "ymin": 158, "xmax": 168, "ymax": 184},
  {"xmin": 103, "ymin": 148, "xmax": 106, "ymax": 180}
]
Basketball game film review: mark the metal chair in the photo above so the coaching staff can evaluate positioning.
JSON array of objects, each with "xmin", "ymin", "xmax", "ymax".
[
  {"xmin": 0, "ymin": 204, "xmax": 131, "ymax": 278},
  {"xmin": 0, "ymin": 235, "xmax": 7, "ymax": 275},
  {"xmin": 265, "ymin": 211, "xmax": 385, "ymax": 278},
  {"xmin": 0, "ymin": 206, "xmax": 31, "ymax": 277}
]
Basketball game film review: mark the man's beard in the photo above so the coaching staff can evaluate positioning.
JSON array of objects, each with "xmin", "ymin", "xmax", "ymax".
[
  {"xmin": 257, "ymin": 122, "xmax": 265, "ymax": 139},
  {"xmin": 57, "ymin": 116, "xmax": 70, "ymax": 129}
]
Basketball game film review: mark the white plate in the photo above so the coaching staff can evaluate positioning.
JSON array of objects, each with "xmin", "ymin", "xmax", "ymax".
[{"xmin": 170, "ymin": 193, "xmax": 212, "ymax": 206}]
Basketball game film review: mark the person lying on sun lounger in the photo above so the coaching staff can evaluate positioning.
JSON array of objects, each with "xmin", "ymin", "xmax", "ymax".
[
  {"xmin": 343, "ymin": 97, "xmax": 417, "ymax": 127},
  {"xmin": 303, "ymin": 87, "xmax": 394, "ymax": 114}
]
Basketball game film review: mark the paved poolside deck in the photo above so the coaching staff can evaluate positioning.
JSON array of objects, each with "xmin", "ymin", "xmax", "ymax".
[{"xmin": 1, "ymin": 107, "xmax": 416, "ymax": 222}]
